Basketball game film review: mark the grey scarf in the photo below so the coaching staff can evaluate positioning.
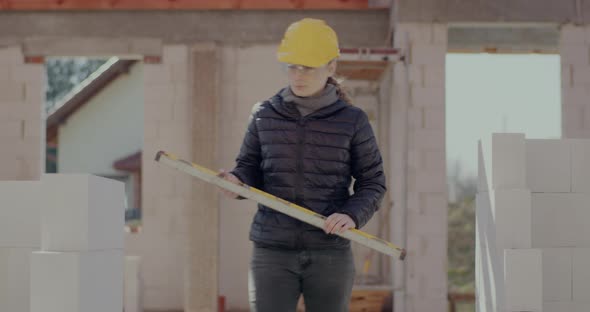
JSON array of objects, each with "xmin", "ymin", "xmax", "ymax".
[{"xmin": 280, "ymin": 83, "xmax": 339, "ymax": 116}]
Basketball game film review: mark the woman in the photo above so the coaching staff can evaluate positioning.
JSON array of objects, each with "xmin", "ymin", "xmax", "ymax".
[{"xmin": 219, "ymin": 18, "xmax": 387, "ymax": 312}]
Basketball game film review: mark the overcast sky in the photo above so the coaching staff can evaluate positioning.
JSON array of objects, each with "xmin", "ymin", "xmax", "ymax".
[{"xmin": 446, "ymin": 53, "xmax": 561, "ymax": 179}]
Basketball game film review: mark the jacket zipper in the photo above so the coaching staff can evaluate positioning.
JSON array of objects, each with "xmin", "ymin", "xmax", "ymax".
[{"xmin": 295, "ymin": 118, "xmax": 306, "ymax": 249}]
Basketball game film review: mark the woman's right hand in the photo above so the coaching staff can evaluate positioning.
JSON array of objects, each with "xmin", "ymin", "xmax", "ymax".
[{"xmin": 217, "ymin": 169, "xmax": 243, "ymax": 199}]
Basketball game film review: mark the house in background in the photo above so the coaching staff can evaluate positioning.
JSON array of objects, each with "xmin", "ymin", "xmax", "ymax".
[{"xmin": 45, "ymin": 57, "xmax": 144, "ymax": 229}]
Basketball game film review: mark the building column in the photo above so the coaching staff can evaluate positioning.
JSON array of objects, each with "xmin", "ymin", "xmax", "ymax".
[
  {"xmin": 0, "ymin": 45, "xmax": 44, "ymax": 180},
  {"xmin": 391, "ymin": 23, "xmax": 449, "ymax": 312}
]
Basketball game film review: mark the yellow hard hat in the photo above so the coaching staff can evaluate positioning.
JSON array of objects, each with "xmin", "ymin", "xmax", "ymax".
[{"xmin": 277, "ymin": 18, "xmax": 340, "ymax": 68}]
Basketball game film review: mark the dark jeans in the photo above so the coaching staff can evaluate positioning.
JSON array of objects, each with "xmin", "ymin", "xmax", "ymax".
[{"xmin": 249, "ymin": 245, "xmax": 356, "ymax": 312}]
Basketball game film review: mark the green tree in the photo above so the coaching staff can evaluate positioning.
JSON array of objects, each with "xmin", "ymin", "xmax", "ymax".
[
  {"xmin": 45, "ymin": 57, "xmax": 107, "ymax": 112},
  {"xmin": 447, "ymin": 161, "xmax": 477, "ymax": 293}
]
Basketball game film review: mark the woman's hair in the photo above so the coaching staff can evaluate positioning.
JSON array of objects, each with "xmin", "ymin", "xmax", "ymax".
[{"xmin": 327, "ymin": 76, "xmax": 353, "ymax": 104}]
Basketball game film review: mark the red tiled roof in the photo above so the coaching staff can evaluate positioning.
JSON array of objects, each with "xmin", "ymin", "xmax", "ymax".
[{"xmin": 113, "ymin": 151, "xmax": 141, "ymax": 172}]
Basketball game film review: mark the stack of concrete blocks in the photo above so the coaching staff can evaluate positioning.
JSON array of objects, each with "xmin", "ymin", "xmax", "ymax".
[
  {"xmin": 125, "ymin": 256, "xmax": 142, "ymax": 312},
  {"xmin": 0, "ymin": 181, "xmax": 42, "ymax": 311},
  {"xmin": 476, "ymin": 133, "xmax": 590, "ymax": 312},
  {"xmin": 30, "ymin": 174, "xmax": 125, "ymax": 312}
]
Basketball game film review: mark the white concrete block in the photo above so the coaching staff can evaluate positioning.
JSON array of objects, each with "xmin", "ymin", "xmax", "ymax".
[
  {"xmin": 410, "ymin": 299, "xmax": 448, "ymax": 311},
  {"xmin": 144, "ymin": 84, "xmax": 175, "ymax": 104},
  {"xmin": 571, "ymin": 139, "xmax": 590, "ymax": 193},
  {"xmin": 0, "ymin": 120, "xmax": 21, "ymax": 138},
  {"xmin": 41, "ymin": 174, "xmax": 125, "ymax": 251},
  {"xmin": 129, "ymin": 38, "xmax": 162, "ymax": 56},
  {"xmin": 0, "ymin": 101, "xmax": 38, "ymax": 121},
  {"xmin": 172, "ymin": 85, "xmax": 191, "ymax": 124},
  {"xmin": 563, "ymin": 103, "xmax": 585, "ymax": 130},
  {"xmin": 559, "ymin": 44, "xmax": 590, "ymax": 66},
  {"xmin": 0, "ymin": 46, "xmax": 23, "ymax": 64},
  {"xmin": 25, "ymin": 83, "xmax": 45, "ymax": 105},
  {"xmin": 143, "ymin": 64, "xmax": 173, "ymax": 84},
  {"xmin": 560, "ymin": 24, "xmax": 586, "ymax": 45},
  {"xmin": 419, "ymin": 149, "xmax": 446, "ymax": 171},
  {"xmin": 410, "ymin": 44, "xmax": 446, "ymax": 66},
  {"xmin": 163, "ymin": 45, "xmax": 188, "ymax": 65},
  {"xmin": 526, "ymin": 139, "xmax": 571, "ymax": 192},
  {"xmin": 573, "ymin": 248, "xmax": 590, "ymax": 303},
  {"xmin": 532, "ymin": 193, "xmax": 573, "ymax": 248},
  {"xmin": 11, "ymin": 64, "xmax": 45, "ymax": 84},
  {"xmin": 489, "ymin": 189, "xmax": 532, "ymax": 251},
  {"xmin": 24, "ymin": 118, "xmax": 42, "ymax": 138},
  {"xmin": 410, "ymin": 86, "xmax": 445, "ymax": 108},
  {"xmin": 504, "ymin": 249, "xmax": 543, "ymax": 312},
  {"xmin": 0, "ymin": 81, "xmax": 25, "ymax": 102},
  {"xmin": 532, "ymin": 193, "xmax": 590, "ymax": 248},
  {"xmin": 0, "ymin": 64, "xmax": 10, "ymax": 82},
  {"xmin": 0, "ymin": 181, "xmax": 41, "ymax": 247},
  {"xmin": 0, "ymin": 248, "xmax": 35, "ymax": 312},
  {"xmin": 406, "ymin": 107, "xmax": 423, "ymax": 131},
  {"xmin": 396, "ymin": 23, "xmax": 435, "ymax": 44},
  {"xmin": 406, "ymin": 65, "xmax": 422, "ymax": 85},
  {"xmin": 542, "ymin": 248, "xmax": 573, "ymax": 302},
  {"xmin": 423, "ymin": 107, "xmax": 445, "ymax": 130},
  {"xmin": 544, "ymin": 301, "xmax": 575, "ymax": 312},
  {"xmin": 171, "ymin": 63, "xmax": 189, "ymax": 83},
  {"xmin": 572, "ymin": 65, "xmax": 590, "ymax": 86},
  {"xmin": 567, "ymin": 128, "xmax": 590, "ymax": 139},
  {"xmin": 563, "ymin": 64, "xmax": 574, "ymax": 88},
  {"xmin": 30, "ymin": 250, "xmax": 123, "ymax": 312},
  {"xmin": 574, "ymin": 301, "xmax": 590, "ymax": 312},
  {"xmin": 410, "ymin": 170, "xmax": 446, "ymax": 193},
  {"xmin": 565, "ymin": 194, "xmax": 590, "ymax": 247},
  {"xmin": 478, "ymin": 142, "xmax": 490, "ymax": 192},
  {"xmin": 492, "ymin": 133, "xmax": 527, "ymax": 189},
  {"xmin": 145, "ymin": 99, "xmax": 174, "ymax": 123},
  {"xmin": 479, "ymin": 133, "xmax": 527, "ymax": 191},
  {"xmin": 124, "ymin": 256, "xmax": 142, "ymax": 312},
  {"xmin": 475, "ymin": 191, "xmax": 505, "ymax": 311},
  {"xmin": 432, "ymin": 24, "xmax": 448, "ymax": 45},
  {"xmin": 422, "ymin": 65, "xmax": 445, "ymax": 88},
  {"xmin": 562, "ymin": 86, "xmax": 589, "ymax": 107},
  {"xmin": 409, "ymin": 129, "xmax": 445, "ymax": 150}
]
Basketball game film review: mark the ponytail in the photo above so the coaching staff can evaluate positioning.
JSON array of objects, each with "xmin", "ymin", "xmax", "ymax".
[{"xmin": 327, "ymin": 76, "xmax": 353, "ymax": 104}]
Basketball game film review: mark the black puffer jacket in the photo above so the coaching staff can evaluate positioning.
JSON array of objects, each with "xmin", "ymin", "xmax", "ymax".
[{"xmin": 231, "ymin": 90, "xmax": 386, "ymax": 250}]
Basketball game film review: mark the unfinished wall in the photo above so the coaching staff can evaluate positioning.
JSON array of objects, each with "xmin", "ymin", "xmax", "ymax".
[
  {"xmin": 391, "ymin": 23, "xmax": 448, "ymax": 312},
  {"xmin": 560, "ymin": 24, "xmax": 590, "ymax": 139},
  {"xmin": 477, "ymin": 134, "xmax": 590, "ymax": 311},
  {"xmin": 0, "ymin": 45, "xmax": 44, "ymax": 180},
  {"xmin": 129, "ymin": 45, "xmax": 193, "ymax": 310}
]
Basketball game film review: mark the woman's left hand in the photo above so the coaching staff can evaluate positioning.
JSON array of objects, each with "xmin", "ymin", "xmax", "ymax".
[{"xmin": 324, "ymin": 213, "xmax": 356, "ymax": 234}]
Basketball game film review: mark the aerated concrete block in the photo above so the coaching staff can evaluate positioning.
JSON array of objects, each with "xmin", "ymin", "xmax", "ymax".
[
  {"xmin": 41, "ymin": 174, "xmax": 125, "ymax": 251},
  {"xmin": 30, "ymin": 250, "xmax": 123, "ymax": 312}
]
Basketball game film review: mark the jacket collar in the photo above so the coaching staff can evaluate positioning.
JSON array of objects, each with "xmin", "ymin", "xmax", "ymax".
[{"xmin": 268, "ymin": 87, "xmax": 349, "ymax": 120}]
